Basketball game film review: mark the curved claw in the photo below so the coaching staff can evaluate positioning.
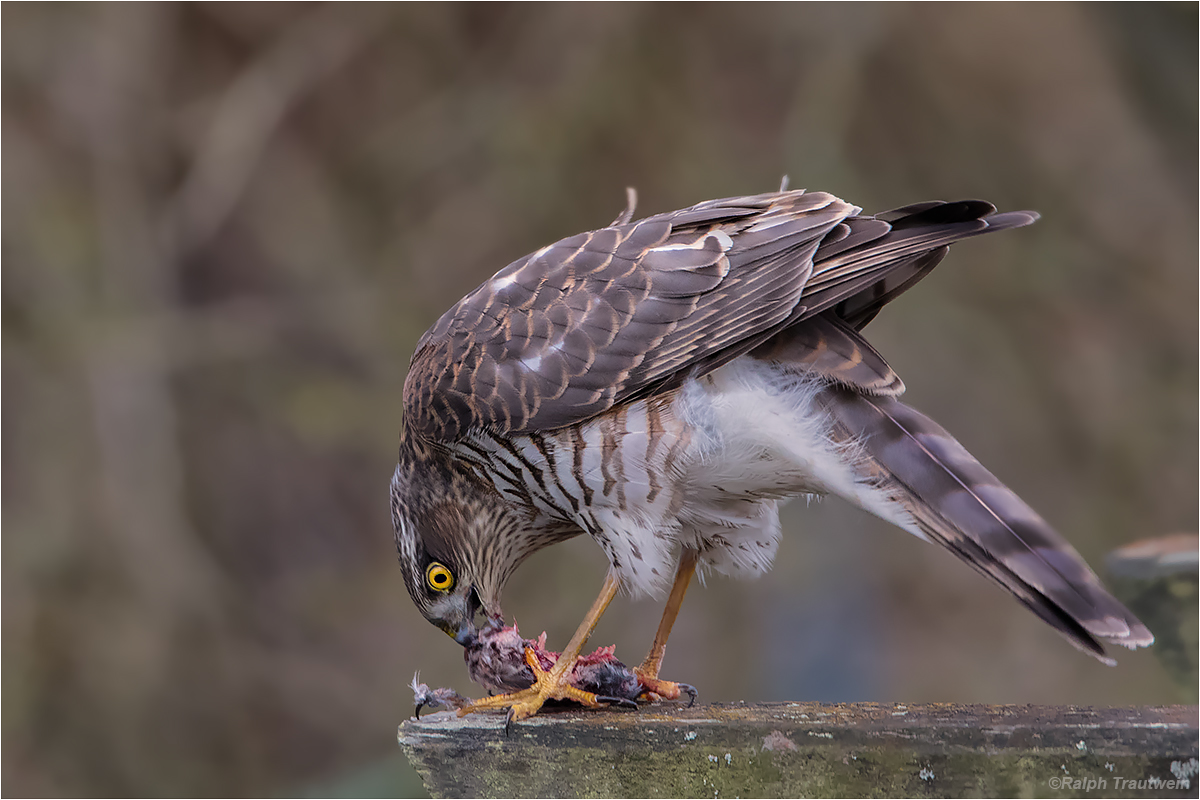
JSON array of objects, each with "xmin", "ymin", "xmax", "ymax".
[
  {"xmin": 414, "ymin": 702, "xmax": 426, "ymax": 720},
  {"xmin": 595, "ymin": 695, "xmax": 639, "ymax": 710},
  {"xmin": 634, "ymin": 672, "xmax": 697, "ymax": 706}
]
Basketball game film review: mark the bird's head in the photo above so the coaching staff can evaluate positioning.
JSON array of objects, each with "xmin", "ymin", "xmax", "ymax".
[{"xmin": 390, "ymin": 443, "xmax": 523, "ymax": 647}]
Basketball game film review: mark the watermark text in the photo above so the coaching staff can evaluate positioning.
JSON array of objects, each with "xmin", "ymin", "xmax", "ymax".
[{"xmin": 1048, "ymin": 775, "xmax": 1190, "ymax": 792}]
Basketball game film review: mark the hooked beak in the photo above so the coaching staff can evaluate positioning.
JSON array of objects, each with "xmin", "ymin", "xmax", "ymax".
[
  {"xmin": 434, "ymin": 585, "xmax": 481, "ymax": 647},
  {"xmin": 450, "ymin": 619, "xmax": 477, "ymax": 648}
]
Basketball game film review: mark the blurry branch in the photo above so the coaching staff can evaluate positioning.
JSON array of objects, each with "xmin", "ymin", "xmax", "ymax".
[
  {"xmin": 167, "ymin": 3, "xmax": 391, "ymax": 254},
  {"xmin": 83, "ymin": 288, "xmax": 388, "ymax": 371},
  {"xmin": 780, "ymin": 5, "xmax": 891, "ymax": 196},
  {"xmin": 78, "ymin": 4, "xmax": 388, "ymax": 619},
  {"xmin": 83, "ymin": 5, "xmax": 222, "ymax": 619}
]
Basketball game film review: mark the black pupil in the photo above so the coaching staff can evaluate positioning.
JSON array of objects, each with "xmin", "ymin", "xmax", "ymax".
[{"xmin": 433, "ymin": 571, "xmax": 447, "ymax": 585}]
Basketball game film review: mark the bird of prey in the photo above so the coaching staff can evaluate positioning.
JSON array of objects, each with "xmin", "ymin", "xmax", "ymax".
[{"xmin": 391, "ymin": 187, "xmax": 1153, "ymax": 723}]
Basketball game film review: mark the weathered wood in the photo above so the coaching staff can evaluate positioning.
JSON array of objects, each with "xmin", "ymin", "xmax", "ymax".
[{"xmin": 398, "ymin": 702, "xmax": 1198, "ymax": 798}]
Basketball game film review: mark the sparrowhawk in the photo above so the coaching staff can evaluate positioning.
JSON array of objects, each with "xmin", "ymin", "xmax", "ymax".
[{"xmin": 391, "ymin": 187, "xmax": 1153, "ymax": 722}]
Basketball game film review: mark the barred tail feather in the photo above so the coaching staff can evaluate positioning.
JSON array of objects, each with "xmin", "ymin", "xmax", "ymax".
[{"xmin": 817, "ymin": 385, "xmax": 1154, "ymax": 664}]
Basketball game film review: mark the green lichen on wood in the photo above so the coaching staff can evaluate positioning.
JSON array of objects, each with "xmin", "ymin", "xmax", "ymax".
[
  {"xmin": 399, "ymin": 703, "xmax": 1198, "ymax": 798},
  {"xmin": 1108, "ymin": 534, "xmax": 1199, "ymax": 702}
]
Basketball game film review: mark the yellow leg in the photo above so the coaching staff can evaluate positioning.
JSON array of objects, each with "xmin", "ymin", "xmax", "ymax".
[
  {"xmin": 458, "ymin": 571, "xmax": 621, "ymax": 722},
  {"xmin": 635, "ymin": 549, "xmax": 699, "ymax": 702}
]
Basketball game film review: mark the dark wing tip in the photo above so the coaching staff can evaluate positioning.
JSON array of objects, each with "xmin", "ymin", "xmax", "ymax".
[{"xmin": 875, "ymin": 199, "xmax": 1039, "ymax": 229}]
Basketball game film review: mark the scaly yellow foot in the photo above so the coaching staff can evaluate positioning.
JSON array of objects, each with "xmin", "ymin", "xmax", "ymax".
[
  {"xmin": 634, "ymin": 665, "xmax": 697, "ymax": 706},
  {"xmin": 457, "ymin": 647, "xmax": 603, "ymax": 724}
]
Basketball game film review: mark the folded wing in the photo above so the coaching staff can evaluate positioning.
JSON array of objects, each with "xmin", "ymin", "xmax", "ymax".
[{"xmin": 404, "ymin": 190, "xmax": 1036, "ymax": 442}]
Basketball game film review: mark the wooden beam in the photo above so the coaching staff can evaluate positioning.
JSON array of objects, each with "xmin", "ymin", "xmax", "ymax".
[{"xmin": 399, "ymin": 702, "xmax": 1197, "ymax": 798}]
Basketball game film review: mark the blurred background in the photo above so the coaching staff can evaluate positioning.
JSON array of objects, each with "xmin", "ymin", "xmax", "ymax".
[{"xmin": 4, "ymin": 3, "xmax": 1196, "ymax": 796}]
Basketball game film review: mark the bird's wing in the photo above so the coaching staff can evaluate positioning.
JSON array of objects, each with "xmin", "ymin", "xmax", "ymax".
[
  {"xmin": 750, "ymin": 311, "xmax": 906, "ymax": 396},
  {"xmin": 404, "ymin": 190, "xmax": 1036, "ymax": 441},
  {"xmin": 816, "ymin": 384, "xmax": 1154, "ymax": 662}
]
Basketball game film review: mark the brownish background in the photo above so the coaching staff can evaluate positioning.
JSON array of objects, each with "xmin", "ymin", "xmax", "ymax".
[{"xmin": 4, "ymin": 3, "xmax": 1196, "ymax": 796}]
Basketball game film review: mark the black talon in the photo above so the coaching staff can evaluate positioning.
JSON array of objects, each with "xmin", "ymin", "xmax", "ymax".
[
  {"xmin": 414, "ymin": 702, "xmax": 426, "ymax": 720},
  {"xmin": 504, "ymin": 708, "xmax": 515, "ymax": 737},
  {"xmin": 596, "ymin": 695, "xmax": 639, "ymax": 710},
  {"xmin": 679, "ymin": 683, "xmax": 698, "ymax": 708}
]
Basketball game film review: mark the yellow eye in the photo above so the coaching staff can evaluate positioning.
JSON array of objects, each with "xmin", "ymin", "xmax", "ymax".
[{"xmin": 426, "ymin": 563, "xmax": 454, "ymax": 592}]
